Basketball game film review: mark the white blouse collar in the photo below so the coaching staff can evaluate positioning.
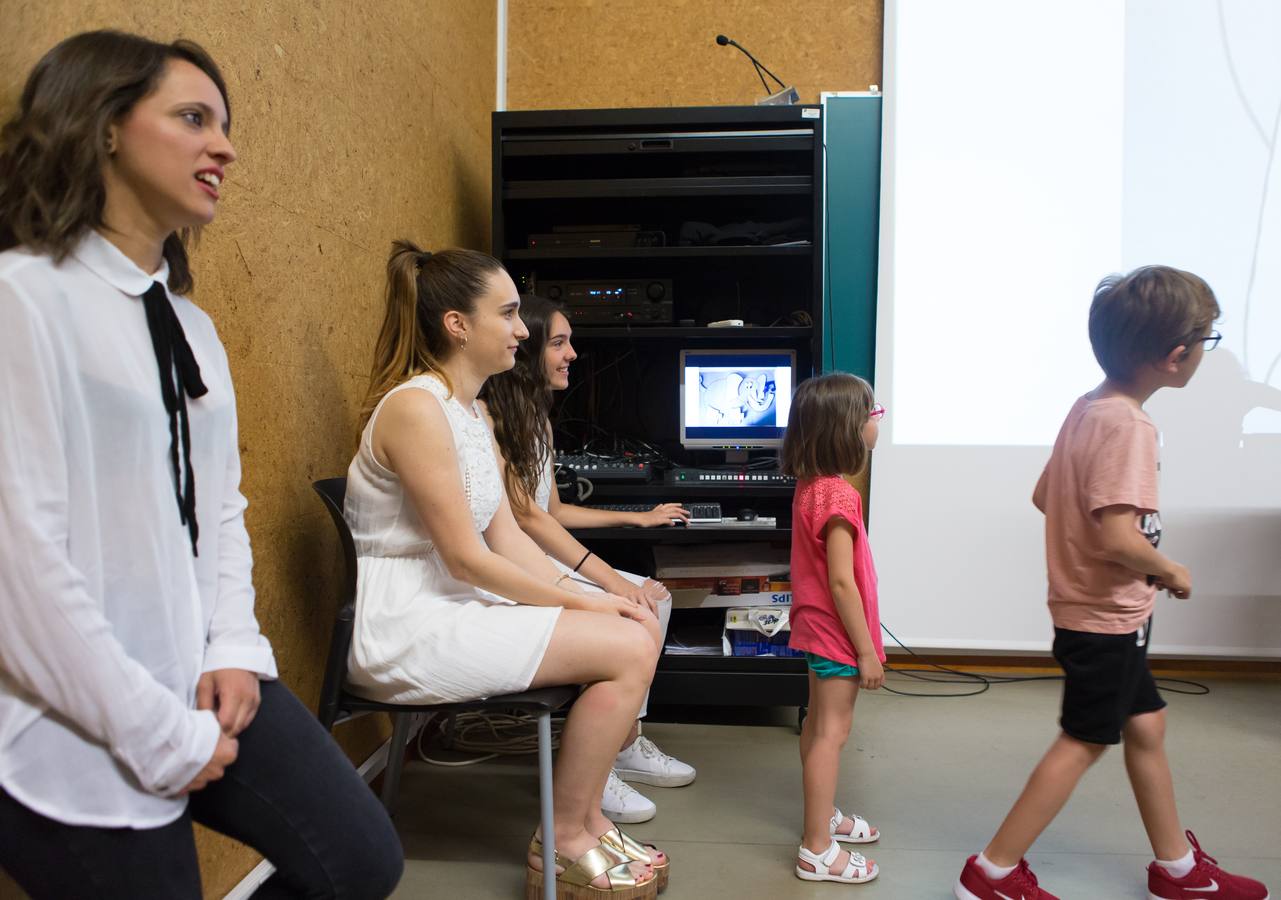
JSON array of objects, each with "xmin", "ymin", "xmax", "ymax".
[{"xmin": 71, "ymin": 229, "xmax": 174, "ymax": 298}]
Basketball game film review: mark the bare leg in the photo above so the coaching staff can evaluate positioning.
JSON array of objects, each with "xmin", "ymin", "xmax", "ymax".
[
  {"xmin": 1123, "ymin": 709, "xmax": 1188, "ymax": 861},
  {"xmin": 527, "ymin": 608, "xmax": 659, "ymax": 886},
  {"xmin": 984, "ymin": 733, "xmax": 1107, "ymax": 866},
  {"xmin": 619, "ymin": 720, "xmax": 640, "ymax": 753},
  {"xmin": 797, "ymin": 670, "xmax": 874, "ymax": 876}
]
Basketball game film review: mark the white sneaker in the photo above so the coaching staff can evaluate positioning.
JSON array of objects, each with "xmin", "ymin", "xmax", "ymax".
[
  {"xmin": 614, "ymin": 735, "xmax": 697, "ymax": 788},
  {"xmin": 601, "ymin": 769, "xmax": 656, "ymax": 824}
]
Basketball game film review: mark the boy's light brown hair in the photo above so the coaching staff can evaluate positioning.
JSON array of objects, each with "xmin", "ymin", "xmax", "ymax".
[
  {"xmin": 781, "ymin": 372, "xmax": 875, "ymax": 480},
  {"xmin": 1088, "ymin": 265, "xmax": 1220, "ymax": 383}
]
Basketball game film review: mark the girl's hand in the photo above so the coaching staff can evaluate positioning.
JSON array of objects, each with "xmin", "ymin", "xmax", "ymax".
[
  {"xmin": 612, "ymin": 580, "xmax": 667, "ymax": 616},
  {"xmin": 588, "ymin": 592, "xmax": 650, "ymax": 624},
  {"xmin": 636, "ymin": 503, "xmax": 691, "ymax": 528},
  {"xmin": 641, "ymin": 578, "xmax": 670, "ymax": 606},
  {"xmin": 858, "ymin": 657, "xmax": 884, "ymax": 691}
]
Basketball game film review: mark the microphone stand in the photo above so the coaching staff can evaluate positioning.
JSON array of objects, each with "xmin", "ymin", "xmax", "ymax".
[{"xmin": 716, "ymin": 34, "xmax": 799, "ymax": 106}]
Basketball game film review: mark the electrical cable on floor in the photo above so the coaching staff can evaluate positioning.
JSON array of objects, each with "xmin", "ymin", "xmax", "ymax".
[
  {"xmin": 415, "ymin": 709, "xmax": 564, "ymax": 767},
  {"xmin": 877, "ymin": 622, "xmax": 1210, "ymax": 698}
]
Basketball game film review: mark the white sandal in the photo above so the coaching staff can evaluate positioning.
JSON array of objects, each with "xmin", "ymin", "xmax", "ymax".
[
  {"xmin": 831, "ymin": 807, "xmax": 879, "ymax": 844},
  {"xmin": 796, "ymin": 839, "xmax": 879, "ymax": 884}
]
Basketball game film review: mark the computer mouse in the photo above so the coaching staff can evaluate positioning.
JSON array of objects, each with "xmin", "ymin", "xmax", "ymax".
[{"xmin": 736, "ymin": 508, "xmax": 759, "ymax": 522}]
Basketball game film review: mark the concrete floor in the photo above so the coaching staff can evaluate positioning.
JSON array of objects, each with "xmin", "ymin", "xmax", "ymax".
[{"xmin": 388, "ymin": 676, "xmax": 1281, "ymax": 898}]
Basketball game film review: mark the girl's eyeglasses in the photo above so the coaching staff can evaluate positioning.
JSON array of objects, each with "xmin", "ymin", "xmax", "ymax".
[{"xmin": 869, "ymin": 403, "xmax": 886, "ymax": 421}]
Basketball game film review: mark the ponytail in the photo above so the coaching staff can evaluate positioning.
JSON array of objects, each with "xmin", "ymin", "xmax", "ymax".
[{"xmin": 358, "ymin": 241, "xmax": 505, "ymax": 430}]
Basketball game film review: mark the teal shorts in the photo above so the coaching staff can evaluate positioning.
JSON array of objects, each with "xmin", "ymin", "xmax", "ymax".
[{"xmin": 805, "ymin": 652, "xmax": 860, "ymax": 679}]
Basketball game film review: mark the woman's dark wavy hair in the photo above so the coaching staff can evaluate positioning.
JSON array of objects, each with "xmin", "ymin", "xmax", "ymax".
[
  {"xmin": 0, "ymin": 30, "xmax": 230, "ymax": 295},
  {"xmin": 481, "ymin": 293, "xmax": 565, "ymax": 512}
]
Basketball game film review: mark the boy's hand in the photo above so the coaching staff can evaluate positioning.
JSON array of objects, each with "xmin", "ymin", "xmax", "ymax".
[
  {"xmin": 858, "ymin": 656, "xmax": 884, "ymax": 690},
  {"xmin": 1157, "ymin": 562, "xmax": 1192, "ymax": 599}
]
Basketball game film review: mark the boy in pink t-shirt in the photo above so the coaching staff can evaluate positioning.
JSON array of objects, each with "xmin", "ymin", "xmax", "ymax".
[
  {"xmin": 955, "ymin": 267, "xmax": 1268, "ymax": 900},
  {"xmin": 782, "ymin": 373, "xmax": 887, "ymax": 887}
]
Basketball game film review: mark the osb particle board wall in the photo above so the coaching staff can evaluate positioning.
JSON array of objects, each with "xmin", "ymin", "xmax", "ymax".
[
  {"xmin": 506, "ymin": 0, "xmax": 882, "ymax": 109},
  {"xmin": 0, "ymin": 2, "xmax": 495, "ymax": 897}
]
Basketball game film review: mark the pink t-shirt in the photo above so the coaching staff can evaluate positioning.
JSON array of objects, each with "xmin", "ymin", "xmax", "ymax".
[
  {"xmin": 787, "ymin": 476, "xmax": 885, "ymax": 668},
  {"xmin": 1042, "ymin": 394, "xmax": 1159, "ymax": 634}
]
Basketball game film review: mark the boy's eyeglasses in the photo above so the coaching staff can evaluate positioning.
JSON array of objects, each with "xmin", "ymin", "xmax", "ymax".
[
  {"xmin": 1173, "ymin": 330, "xmax": 1224, "ymax": 353},
  {"xmin": 869, "ymin": 403, "xmax": 886, "ymax": 421},
  {"xmin": 1194, "ymin": 330, "xmax": 1222, "ymax": 351}
]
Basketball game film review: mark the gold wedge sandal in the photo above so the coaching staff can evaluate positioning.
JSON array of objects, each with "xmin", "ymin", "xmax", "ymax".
[
  {"xmin": 599, "ymin": 827, "xmax": 670, "ymax": 894},
  {"xmin": 526, "ymin": 836, "xmax": 658, "ymax": 900}
]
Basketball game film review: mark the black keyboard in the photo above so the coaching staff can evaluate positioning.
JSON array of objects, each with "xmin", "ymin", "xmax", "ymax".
[{"xmin": 588, "ymin": 502, "xmax": 722, "ymax": 524}]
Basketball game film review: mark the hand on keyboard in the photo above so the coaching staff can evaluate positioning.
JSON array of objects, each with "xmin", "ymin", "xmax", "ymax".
[{"xmin": 639, "ymin": 502, "xmax": 691, "ymax": 527}]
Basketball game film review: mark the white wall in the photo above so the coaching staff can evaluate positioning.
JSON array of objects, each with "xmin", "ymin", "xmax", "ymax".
[{"xmin": 871, "ymin": 0, "xmax": 1281, "ymax": 656}]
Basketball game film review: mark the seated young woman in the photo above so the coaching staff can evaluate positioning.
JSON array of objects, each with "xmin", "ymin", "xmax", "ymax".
[
  {"xmin": 479, "ymin": 295, "xmax": 697, "ymax": 825},
  {"xmin": 345, "ymin": 245, "xmax": 671, "ymax": 897}
]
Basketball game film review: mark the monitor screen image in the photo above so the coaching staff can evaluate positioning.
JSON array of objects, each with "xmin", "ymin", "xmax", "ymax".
[{"xmin": 679, "ymin": 349, "xmax": 796, "ymax": 448}]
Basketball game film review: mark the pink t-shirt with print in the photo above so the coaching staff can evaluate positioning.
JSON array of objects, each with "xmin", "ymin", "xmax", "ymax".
[
  {"xmin": 787, "ymin": 475, "xmax": 885, "ymax": 668},
  {"xmin": 1042, "ymin": 394, "xmax": 1159, "ymax": 634}
]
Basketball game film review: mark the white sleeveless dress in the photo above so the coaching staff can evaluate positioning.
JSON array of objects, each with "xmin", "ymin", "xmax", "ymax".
[
  {"xmin": 536, "ymin": 456, "xmax": 670, "ymax": 718},
  {"xmin": 344, "ymin": 374, "xmax": 561, "ymax": 704}
]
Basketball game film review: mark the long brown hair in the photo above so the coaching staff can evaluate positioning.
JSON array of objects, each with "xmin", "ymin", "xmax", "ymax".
[
  {"xmin": 781, "ymin": 372, "xmax": 876, "ymax": 480},
  {"xmin": 359, "ymin": 241, "xmax": 506, "ymax": 429},
  {"xmin": 0, "ymin": 30, "xmax": 230, "ymax": 295},
  {"xmin": 480, "ymin": 294, "xmax": 564, "ymax": 511}
]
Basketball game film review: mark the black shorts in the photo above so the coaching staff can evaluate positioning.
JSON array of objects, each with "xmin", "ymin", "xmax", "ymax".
[{"xmin": 1052, "ymin": 617, "xmax": 1167, "ymax": 745}]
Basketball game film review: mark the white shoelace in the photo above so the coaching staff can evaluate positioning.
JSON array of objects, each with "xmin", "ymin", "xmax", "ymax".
[
  {"xmin": 606, "ymin": 770, "xmax": 644, "ymax": 802},
  {"xmin": 632, "ymin": 736, "xmax": 672, "ymax": 765}
]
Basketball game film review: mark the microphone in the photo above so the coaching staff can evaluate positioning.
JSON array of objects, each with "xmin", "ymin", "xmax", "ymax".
[{"xmin": 714, "ymin": 34, "xmax": 798, "ymax": 105}]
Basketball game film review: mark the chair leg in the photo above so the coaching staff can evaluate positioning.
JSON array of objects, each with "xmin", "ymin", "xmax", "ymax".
[
  {"xmin": 538, "ymin": 709, "xmax": 556, "ymax": 900},
  {"xmin": 381, "ymin": 712, "xmax": 413, "ymax": 816}
]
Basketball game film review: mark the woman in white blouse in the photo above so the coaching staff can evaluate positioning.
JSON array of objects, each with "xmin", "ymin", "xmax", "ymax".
[{"xmin": 0, "ymin": 31, "xmax": 401, "ymax": 899}]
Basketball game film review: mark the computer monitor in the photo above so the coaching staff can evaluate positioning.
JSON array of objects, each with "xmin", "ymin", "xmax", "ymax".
[{"xmin": 679, "ymin": 349, "xmax": 796, "ymax": 461}]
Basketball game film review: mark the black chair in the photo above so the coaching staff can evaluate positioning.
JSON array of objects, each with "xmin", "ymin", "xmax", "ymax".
[{"xmin": 313, "ymin": 477, "xmax": 572, "ymax": 900}]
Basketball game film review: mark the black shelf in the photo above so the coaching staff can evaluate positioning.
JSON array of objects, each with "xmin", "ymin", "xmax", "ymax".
[
  {"xmin": 570, "ymin": 483, "xmax": 796, "ymax": 499},
  {"xmin": 505, "ymin": 245, "xmax": 812, "ymax": 261},
  {"xmin": 494, "ymin": 107, "xmax": 823, "ymax": 713},
  {"xmin": 505, "ymin": 175, "xmax": 812, "ymax": 199},
  {"xmin": 570, "ymin": 526, "xmax": 789, "ymax": 543},
  {"xmin": 649, "ymin": 654, "xmax": 808, "ymax": 707},
  {"xmin": 567, "ymin": 326, "xmax": 811, "ymax": 340},
  {"xmin": 659, "ymin": 653, "xmax": 806, "ymax": 673}
]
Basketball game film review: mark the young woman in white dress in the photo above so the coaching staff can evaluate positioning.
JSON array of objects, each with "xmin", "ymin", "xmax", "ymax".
[
  {"xmin": 345, "ymin": 243, "xmax": 668, "ymax": 898},
  {"xmin": 480, "ymin": 295, "xmax": 698, "ymax": 827}
]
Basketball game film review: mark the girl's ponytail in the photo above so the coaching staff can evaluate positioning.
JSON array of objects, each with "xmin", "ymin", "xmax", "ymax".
[{"xmin": 358, "ymin": 241, "xmax": 505, "ymax": 430}]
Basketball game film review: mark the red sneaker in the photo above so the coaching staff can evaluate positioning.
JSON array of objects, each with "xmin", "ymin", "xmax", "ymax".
[
  {"xmin": 1147, "ymin": 831, "xmax": 1270, "ymax": 900},
  {"xmin": 955, "ymin": 855, "xmax": 1060, "ymax": 900}
]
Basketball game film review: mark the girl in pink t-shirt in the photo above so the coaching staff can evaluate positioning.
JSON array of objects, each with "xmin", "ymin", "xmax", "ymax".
[{"xmin": 782, "ymin": 372, "xmax": 887, "ymax": 886}]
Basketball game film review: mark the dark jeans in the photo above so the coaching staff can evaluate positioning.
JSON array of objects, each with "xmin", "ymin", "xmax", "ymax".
[{"xmin": 0, "ymin": 680, "xmax": 403, "ymax": 899}]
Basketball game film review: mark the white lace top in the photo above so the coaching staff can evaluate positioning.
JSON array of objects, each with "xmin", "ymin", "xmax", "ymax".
[
  {"xmin": 347, "ymin": 372, "xmax": 503, "ymax": 556},
  {"xmin": 534, "ymin": 451, "xmax": 554, "ymax": 512}
]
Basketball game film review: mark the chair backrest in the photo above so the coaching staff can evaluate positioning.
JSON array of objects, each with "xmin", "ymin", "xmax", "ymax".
[{"xmin": 312, "ymin": 477, "xmax": 357, "ymax": 729}]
